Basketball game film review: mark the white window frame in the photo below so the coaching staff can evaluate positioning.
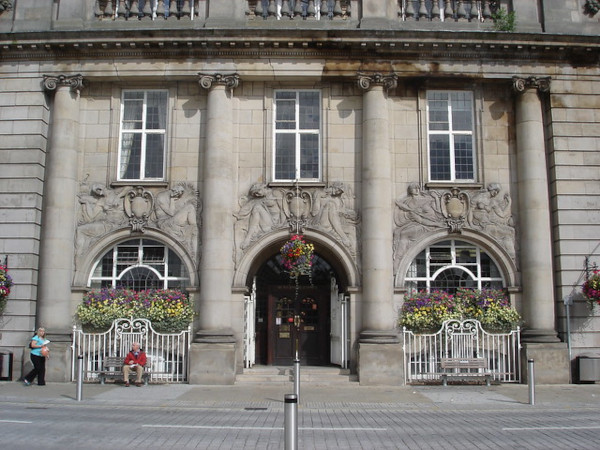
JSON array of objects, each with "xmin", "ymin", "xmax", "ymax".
[
  {"xmin": 117, "ymin": 89, "xmax": 168, "ymax": 181},
  {"xmin": 426, "ymin": 90, "xmax": 476, "ymax": 182},
  {"xmin": 272, "ymin": 89, "xmax": 322, "ymax": 182},
  {"xmin": 405, "ymin": 240, "xmax": 504, "ymax": 293},
  {"xmin": 88, "ymin": 239, "xmax": 188, "ymax": 290}
]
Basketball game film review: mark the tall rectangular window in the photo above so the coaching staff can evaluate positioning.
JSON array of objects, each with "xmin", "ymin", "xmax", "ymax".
[
  {"xmin": 273, "ymin": 90, "xmax": 321, "ymax": 181},
  {"xmin": 427, "ymin": 91, "xmax": 475, "ymax": 182},
  {"xmin": 118, "ymin": 90, "xmax": 168, "ymax": 181}
]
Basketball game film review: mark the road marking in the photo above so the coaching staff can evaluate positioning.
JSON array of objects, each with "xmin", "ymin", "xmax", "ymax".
[
  {"xmin": 143, "ymin": 424, "xmax": 385, "ymax": 431},
  {"xmin": 503, "ymin": 425, "xmax": 600, "ymax": 431},
  {"xmin": 0, "ymin": 420, "xmax": 33, "ymax": 424}
]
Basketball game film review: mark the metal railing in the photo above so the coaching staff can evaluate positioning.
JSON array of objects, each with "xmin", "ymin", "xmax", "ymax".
[
  {"xmin": 72, "ymin": 317, "xmax": 192, "ymax": 383},
  {"xmin": 403, "ymin": 319, "xmax": 521, "ymax": 384}
]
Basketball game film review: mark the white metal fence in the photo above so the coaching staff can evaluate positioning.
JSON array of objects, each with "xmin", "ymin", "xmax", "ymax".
[
  {"xmin": 403, "ymin": 319, "xmax": 521, "ymax": 384},
  {"xmin": 72, "ymin": 318, "xmax": 191, "ymax": 383}
]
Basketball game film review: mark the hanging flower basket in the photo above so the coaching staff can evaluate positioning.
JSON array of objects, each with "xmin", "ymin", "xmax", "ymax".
[
  {"xmin": 0, "ymin": 263, "xmax": 13, "ymax": 316},
  {"xmin": 583, "ymin": 270, "xmax": 600, "ymax": 306},
  {"xmin": 280, "ymin": 234, "xmax": 315, "ymax": 279}
]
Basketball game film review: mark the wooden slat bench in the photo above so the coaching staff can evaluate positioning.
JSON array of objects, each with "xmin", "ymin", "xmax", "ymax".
[
  {"xmin": 98, "ymin": 356, "xmax": 150, "ymax": 386},
  {"xmin": 440, "ymin": 357, "xmax": 492, "ymax": 386}
]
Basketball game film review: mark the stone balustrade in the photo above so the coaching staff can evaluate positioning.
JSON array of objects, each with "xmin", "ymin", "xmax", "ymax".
[
  {"xmin": 92, "ymin": 1, "xmax": 500, "ymax": 24},
  {"xmin": 95, "ymin": 0, "xmax": 200, "ymax": 20},
  {"xmin": 401, "ymin": 0, "xmax": 495, "ymax": 22}
]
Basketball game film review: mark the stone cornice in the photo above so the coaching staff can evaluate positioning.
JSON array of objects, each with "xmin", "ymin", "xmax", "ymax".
[{"xmin": 1, "ymin": 29, "xmax": 599, "ymax": 67}]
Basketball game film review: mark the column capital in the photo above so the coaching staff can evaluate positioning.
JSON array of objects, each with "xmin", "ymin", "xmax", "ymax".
[
  {"xmin": 512, "ymin": 76, "xmax": 551, "ymax": 94},
  {"xmin": 43, "ymin": 74, "xmax": 84, "ymax": 93},
  {"xmin": 198, "ymin": 73, "xmax": 239, "ymax": 91},
  {"xmin": 357, "ymin": 72, "xmax": 398, "ymax": 91}
]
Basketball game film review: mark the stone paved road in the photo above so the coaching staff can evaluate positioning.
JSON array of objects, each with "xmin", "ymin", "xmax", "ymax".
[{"xmin": 1, "ymin": 382, "xmax": 599, "ymax": 449}]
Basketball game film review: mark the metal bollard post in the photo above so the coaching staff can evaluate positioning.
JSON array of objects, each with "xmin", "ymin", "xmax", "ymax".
[
  {"xmin": 293, "ymin": 358, "xmax": 300, "ymax": 399},
  {"xmin": 284, "ymin": 393, "xmax": 298, "ymax": 450},
  {"xmin": 528, "ymin": 358, "xmax": 535, "ymax": 406},
  {"xmin": 76, "ymin": 355, "xmax": 84, "ymax": 402}
]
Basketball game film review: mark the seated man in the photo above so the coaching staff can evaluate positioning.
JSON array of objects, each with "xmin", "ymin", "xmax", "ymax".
[{"xmin": 122, "ymin": 342, "xmax": 147, "ymax": 387}]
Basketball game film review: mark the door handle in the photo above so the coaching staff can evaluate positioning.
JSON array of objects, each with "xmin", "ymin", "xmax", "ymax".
[{"xmin": 293, "ymin": 315, "xmax": 301, "ymax": 328}]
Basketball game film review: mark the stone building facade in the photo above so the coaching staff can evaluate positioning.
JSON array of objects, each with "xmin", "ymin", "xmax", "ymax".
[{"xmin": 0, "ymin": 0, "xmax": 598, "ymax": 384}]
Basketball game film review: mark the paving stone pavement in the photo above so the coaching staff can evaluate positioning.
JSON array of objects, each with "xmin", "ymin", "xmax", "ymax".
[
  {"xmin": 1, "ymin": 380, "xmax": 599, "ymax": 410},
  {"xmin": 1, "ymin": 381, "xmax": 600, "ymax": 449}
]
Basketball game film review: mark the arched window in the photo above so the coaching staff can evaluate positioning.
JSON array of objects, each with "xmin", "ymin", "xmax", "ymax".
[
  {"xmin": 405, "ymin": 239, "xmax": 503, "ymax": 294},
  {"xmin": 88, "ymin": 238, "xmax": 189, "ymax": 290}
]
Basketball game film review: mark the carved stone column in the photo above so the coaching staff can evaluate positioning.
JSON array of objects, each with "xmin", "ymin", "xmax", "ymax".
[
  {"xmin": 189, "ymin": 73, "xmax": 239, "ymax": 384},
  {"xmin": 356, "ymin": 73, "xmax": 402, "ymax": 385},
  {"xmin": 514, "ymin": 76, "xmax": 569, "ymax": 383},
  {"xmin": 38, "ymin": 74, "xmax": 84, "ymax": 381}
]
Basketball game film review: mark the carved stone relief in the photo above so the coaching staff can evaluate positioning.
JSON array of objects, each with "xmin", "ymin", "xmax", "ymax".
[
  {"xmin": 308, "ymin": 181, "xmax": 359, "ymax": 250},
  {"xmin": 234, "ymin": 182, "xmax": 360, "ymax": 263},
  {"xmin": 393, "ymin": 183, "xmax": 445, "ymax": 271},
  {"xmin": 124, "ymin": 186, "xmax": 154, "ymax": 232},
  {"xmin": 393, "ymin": 182, "xmax": 517, "ymax": 271},
  {"xmin": 468, "ymin": 183, "xmax": 516, "ymax": 259},
  {"xmin": 75, "ymin": 180, "xmax": 200, "ymax": 267},
  {"xmin": 75, "ymin": 182, "xmax": 128, "ymax": 255}
]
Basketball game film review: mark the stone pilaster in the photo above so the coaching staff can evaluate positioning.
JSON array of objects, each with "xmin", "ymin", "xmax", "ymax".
[
  {"xmin": 514, "ymin": 76, "xmax": 569, "ymax": 383},
  {"xmin": 37, "ymin": 74, "xmax": 84, "ymax": 381},
  {"xmin": 190, "ymin": 73, "xmax": 239, "ymax": 384},
  {"xmin": 357, "ymin": 72, "xmax": 402, "ymax": 385}
]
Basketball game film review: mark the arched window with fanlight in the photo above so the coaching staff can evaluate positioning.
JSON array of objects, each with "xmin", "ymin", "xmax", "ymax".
[
  {"xmin": 88, "ymin": 238, "xmax": 189, "ymax": 290},
  {"xmin": 405, "ymin": 239, "xmax": 504, "ymax": 294}
]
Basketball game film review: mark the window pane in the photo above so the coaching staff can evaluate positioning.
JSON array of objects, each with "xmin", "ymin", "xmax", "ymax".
[
  {"xmin": 146, "ymin": 91, "xmax": 167, "ymax": 129},
  {"xmin": 276, "ymin": 99, "xmax": 296, "ymax": 130},
  {"xmin": 275, "ymin": 134, "xmax": 296, "ymax": 180},
  {"xmin": 450, "ymin": 92, "xmax": 473, "ymax": 131},
  {"xmin": 299, "ymin": 92, "xmax": 320, "ymax": 129},
  {"xmin": 120, "ymin": 133, "xmax": 142, "ymax": 179},
  {"xmin": 168, "ymin": 249, "xmax": 185, "ymax": 277},
  {"xmin": 143, "ymin": 246, "xmax": 164, "ymax": 263},
  {"xmin": 145, "ymin": 134, "xmax": 165, "ymax": 178},
  {"xmin": 429, "ymin": 135, "xmax": 450, "ymax": 180},
  {"xmin": 454, "ymin": 135, "xmax": 474, "ymax": 180},
  {"xmin": 122, "ymin": 93, "xmax": 144, "ymax": 130},
  {"xmin": 300, "ymin": 134, "xmax": 319, "ymax": 179},
  {"xmin": 428, "ymin": 92, "xmax": 449, "ymax": 131}
]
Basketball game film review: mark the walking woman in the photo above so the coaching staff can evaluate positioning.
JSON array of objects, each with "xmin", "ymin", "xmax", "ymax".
[{"xmin": 23, "ymin": 327, "xmax": 49, "ymax": 386}]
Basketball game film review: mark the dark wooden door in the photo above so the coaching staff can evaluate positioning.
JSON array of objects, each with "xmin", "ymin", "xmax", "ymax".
[{"xmin": 268, "ymin": 286, "xmax": 329, "ymax": 366}]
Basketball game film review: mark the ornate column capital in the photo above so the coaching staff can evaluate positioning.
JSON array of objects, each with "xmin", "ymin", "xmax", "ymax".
[
  {"xmin": 43, "ymin": 74, "xmax": 84, "ymax": 93},
  {"xmin": 357, "ymin": 72, "xmax": 398, "ymax": 91},
  {"xmin": 512, "ymin": 76, "xmax": 551, "ymax": 94},
  {"xmin": 198, "ymin": 73, "xmax": 240, "ymax": 90}
]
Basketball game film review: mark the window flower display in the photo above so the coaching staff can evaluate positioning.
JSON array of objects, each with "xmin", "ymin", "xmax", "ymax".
[
  {"xmin": 399, "ymin": 288, "xmax": 521, "ymax": 333},
  {"xmin": 76, "ymin": 288, "xmax": 194, "ymax": 332}
]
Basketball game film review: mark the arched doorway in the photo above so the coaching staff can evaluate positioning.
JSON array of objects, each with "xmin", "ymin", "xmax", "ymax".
[{"xmin": 252, "ymin": 252, "xmax": 342, "ymax": 366}]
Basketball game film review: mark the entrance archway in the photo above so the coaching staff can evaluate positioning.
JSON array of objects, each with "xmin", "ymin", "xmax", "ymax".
[{"xmin": 252, "ymin": 252, "xmax": 342, "ymax": 366}]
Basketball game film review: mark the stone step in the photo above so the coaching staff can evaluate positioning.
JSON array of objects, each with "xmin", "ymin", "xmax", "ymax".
[{"xmin": 235, "ymin": 365, "xmax": 358, "ymax": 385}]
